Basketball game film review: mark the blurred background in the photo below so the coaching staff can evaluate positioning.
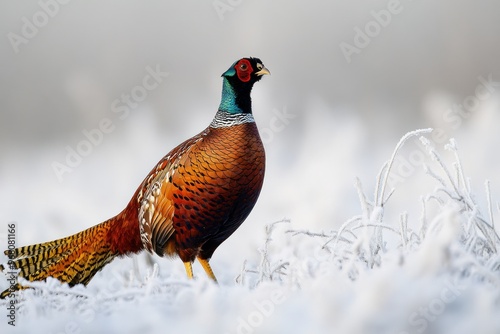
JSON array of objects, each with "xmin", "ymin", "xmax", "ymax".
[{"xmin": 1, "ymin": 1, "xmax": 500, "ymax": 272}]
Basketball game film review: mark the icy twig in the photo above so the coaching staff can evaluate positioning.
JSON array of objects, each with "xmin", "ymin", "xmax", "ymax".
[
  {"xmin": 424, "ymin": 164, "xmax": 448, "ymax": 189},
  {"xmin": 324, "ymin": 215, "xmax": 362, "ymax": 249},
  {"xmin": 383, "ymin": 187, "xmax": 396, "ymax": 206},
  {"xmin": 255, "ymin": 219, "xmax": 290, "ymax": 284},
  {"xmin": 351, "ymin": 223, "xmax": 400, "ymax": 235},
  {"xmin": 285, "ymin": 229, "xmax": 331, "ymax": 238},
  {"xmin": 235, "ymin": 260, "xmax": 247, "ymax": 285},
  {"xmin": 435, "ymin": 187, "xmax": 463, "ymax": 202},
  {"xmin": 425, "ymin": 139, "xmax": 462, "ymax": 200},
  {"xmin": 474, "ymin": 216, "xmax": 499, "ymax": 252},
  {"xmin": 465, "ymin": 207, "xmax": 477, "ymax": 236},
  {"xmin": 374, "ymin": 161, "xmax": 389, "ymax": 206},
  {"xmin": 485, "ymin": 180, "xmax": 495, "ymax": 231},
  {"xmin": 419, "ymin": 196, "xmax": 427, "ymax": 239},
  {"xmin": 355, "ymin": 177, "xmax": 371, "ymax": 222},
  {"xmin": 425, "ymin": 194, "xmax": 445, "ymax": 206},
  {"xmin": 447, "ymin": 139, "xmax": 470, "ymax": 194},
  {"xmin": 377, "ymin": 128, "xmax": 433, "ymax": 207}
]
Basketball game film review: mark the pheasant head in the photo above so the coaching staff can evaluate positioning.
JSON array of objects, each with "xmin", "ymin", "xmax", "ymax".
[{"xmin": 219, "ymin": 57, "xmax": 270, "ymax": 114}]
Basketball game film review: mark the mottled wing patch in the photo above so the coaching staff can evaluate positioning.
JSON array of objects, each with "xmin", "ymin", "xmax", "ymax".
[
  {"xmin": 138, "ymin": 136, "xmax": 203, "ymax": 256},
  {"xmin": 139, "ymin": 164, "xmax": 173, "ymax": 254}
]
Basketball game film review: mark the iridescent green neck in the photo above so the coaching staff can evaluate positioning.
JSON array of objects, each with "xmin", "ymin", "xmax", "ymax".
[{"xmin": 218, "ymin": 77, "xmax": 252, "ymax": 114}]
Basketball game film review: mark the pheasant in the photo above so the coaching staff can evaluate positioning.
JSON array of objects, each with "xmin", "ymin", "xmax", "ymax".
[{"xmin": 0, "ymin": 57, "xmax": 269, "ymax": 299}]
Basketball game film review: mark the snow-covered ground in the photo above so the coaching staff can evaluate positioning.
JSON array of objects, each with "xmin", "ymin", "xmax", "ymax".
[{"xmin": 1, "ymin": 128, "xmax": 500, "ymax": 334}]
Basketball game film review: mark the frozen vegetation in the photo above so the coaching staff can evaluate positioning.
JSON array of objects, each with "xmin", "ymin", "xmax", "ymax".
[{"xmin": 1, "ymin": 130, "xmax": 499, "ymax": 334}]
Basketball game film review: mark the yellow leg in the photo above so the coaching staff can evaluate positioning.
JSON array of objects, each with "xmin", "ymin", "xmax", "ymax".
[
  {"xmin": 197, "ymin": 257, "xmax": 218, "ymax": 283},
  {"xmin": 184, "ymin": 261, "xmax": 194, "ymax": 279}
]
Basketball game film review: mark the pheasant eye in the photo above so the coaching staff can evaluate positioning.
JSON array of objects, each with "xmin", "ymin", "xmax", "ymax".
[{"xmin": 235, "ymin": 59, "xmax": 252, "ymax": 82}]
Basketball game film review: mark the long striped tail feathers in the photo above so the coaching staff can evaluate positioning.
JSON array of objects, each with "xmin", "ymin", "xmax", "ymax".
[{"xmin": 0, "ymin": 221, "xmax": 117, "ymax": 299}]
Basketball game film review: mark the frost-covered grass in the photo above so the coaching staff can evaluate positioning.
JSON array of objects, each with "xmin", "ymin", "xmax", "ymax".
[{"xmin": 2, "ymin": 130, "xmax": 500, "ymax": 334}]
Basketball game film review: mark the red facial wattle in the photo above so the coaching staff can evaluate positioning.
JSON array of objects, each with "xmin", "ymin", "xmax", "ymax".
[{"xmin": 235, "ymin": 59, "xmax": 252, "ymax": 82}]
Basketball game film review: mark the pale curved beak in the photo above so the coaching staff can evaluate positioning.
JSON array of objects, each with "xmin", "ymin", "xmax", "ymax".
[{"xmin": 255, "ymin": 66, "xmax": 271, "ymax": 76}]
